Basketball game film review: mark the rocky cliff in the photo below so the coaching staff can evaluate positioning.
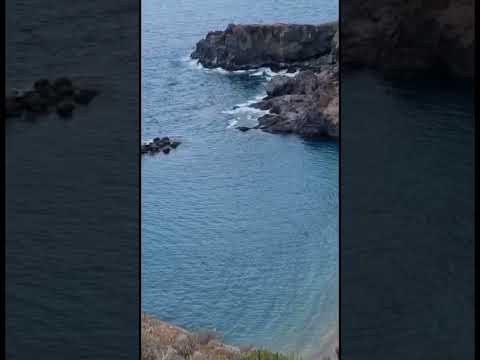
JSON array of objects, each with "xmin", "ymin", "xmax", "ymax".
[
  {"xmin": 192, "ymin": 23, "xmax": 339, "ymax": 139},
  {"xmin": 191, "ymin": 22, "xmax": 337, "ymax": 71},
  {"xmin": 252, "ymin": 66, "xmax": 338, "ymax": 138},
  {"xmin": 342, "ymin": 0, "xmax": 474, "ymax": 79}
]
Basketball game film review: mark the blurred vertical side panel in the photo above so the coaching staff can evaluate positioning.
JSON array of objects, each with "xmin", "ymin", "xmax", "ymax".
[
  {"xmin": 340, "ymin": 1, "xmax": 474, "ymax": 359},
  {"xmin": 5, "ymin": 1, "xmax": 139, "ymax": 359}
]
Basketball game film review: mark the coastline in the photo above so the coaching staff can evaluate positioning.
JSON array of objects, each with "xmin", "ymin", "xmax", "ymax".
[
  {"xmin": 190, "ymin": 21, "xmax": 339, "ymax": 138},
  {"xmin": 142, "ymin": 314, "xmax": 339, "ymax": 360}
]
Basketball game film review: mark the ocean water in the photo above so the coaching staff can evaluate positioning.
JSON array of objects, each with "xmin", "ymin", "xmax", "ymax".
[
  {"xmin": 341, "ymin": 71, "xmax": 474, "ymax": 359},
  {"xmin": 141, "ymin": 0, "xmax": 339, "ymax": 356},
  {"xmin": 6, "ymin": 1, "xmax": 139, "ymax": 359}
]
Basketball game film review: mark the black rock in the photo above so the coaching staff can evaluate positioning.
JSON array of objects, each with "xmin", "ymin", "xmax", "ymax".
[
  {"xmin": 155, "ymin": 137, "xmax": 170, "ymax": 146},
  {"xmin": 53, "ymin": 77, "xmax": 74, "ymax": 97},
  {"xmin": 34, "ymin": 79, "xmax": 61, "ymax": 105},
  {"xmin": 22, "ymin": 91, "xmax": 49, "ymax": 113},
  {"xmin": 5, "ymin": 96, "xmax": 25, "ymax": 118},
  {"xmin": 33, "ymin": 79, "xmax": 52, "ymax": 95},
  {"xmin": 141, "ymin": 136, "xmax": 179, "ymax": 156},
  {"xmin": 191, "ymin": 23, "xmax": 337, "ymax": 71},
  {"xmin": 170, "ymin": 140, "xmax": 181, "ymax": 148},
  {"xmin": 73, "ymin": 89, "xmax": 99, "ymax": 105},
  {"xmin": 236, "ymin": 126, "xmax": 251, "ymax": 132},
  {"xmin": 56, "ymin": 102, "xmax": 75, "ymax": 118}
]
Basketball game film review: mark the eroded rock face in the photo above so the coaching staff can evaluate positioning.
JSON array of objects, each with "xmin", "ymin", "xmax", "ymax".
[
  {"xmin": 253, "ymin": 65, "xmax": 339, "ymax": 138},
  {"xmin": 342, "ymin": 0, "xmax": 474, "ymax": 79},
  {"xmin": 191, "ymin": 22, "xmax": 337, "ymax": 71}
]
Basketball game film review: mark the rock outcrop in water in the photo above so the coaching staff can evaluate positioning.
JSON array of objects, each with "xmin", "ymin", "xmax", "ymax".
[
  {"xmin": 252, "ymin": 66, "xmax": 338, "ymax": 138},
  {"xmin": 191, "ymin": 22, "xmax": 337, "ymax": 71},
  {"xmin": 342, "ymin": 0, "xmax": 474, "ymax": 79},
  {"xmin": 5, "ymin": 77, "xmax": 100, "ymax": 119},
  {"xmin": 192, "ymin": 23, "xmax": 339, "ymax": 139},
  {"xmin": 142, "ymin": 137, "xmax": 181, "ymax": 155}
]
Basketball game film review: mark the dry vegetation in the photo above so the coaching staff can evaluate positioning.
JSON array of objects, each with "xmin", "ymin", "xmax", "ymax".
[{"xmin": 142, "ymin": 313, "xmax": 302, "ymax": 360}]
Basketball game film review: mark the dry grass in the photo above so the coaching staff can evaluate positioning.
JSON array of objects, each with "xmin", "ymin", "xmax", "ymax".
[{"xmin": 141, "ymin": 313, "xmax": 301, "ymax": 360}]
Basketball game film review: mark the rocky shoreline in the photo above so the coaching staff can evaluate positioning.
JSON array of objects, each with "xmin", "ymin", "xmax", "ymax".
[{"xmin": 192, "ymin": 22, "xmax": 339, "ymax": 139}]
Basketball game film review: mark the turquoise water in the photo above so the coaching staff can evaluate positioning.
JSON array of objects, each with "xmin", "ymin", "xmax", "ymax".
[{"xmin": 141, "ymin": 0, "xmax": 339, "ymax": 355}]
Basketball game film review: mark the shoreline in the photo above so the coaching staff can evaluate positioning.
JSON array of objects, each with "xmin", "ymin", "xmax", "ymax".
[
  {"xmin": 142, "ymin": 314, "xmax": 339, "ymax": 360},
  {"xmin": 190, "ymin": 22, "xmax": 339, "ymax": 139}
]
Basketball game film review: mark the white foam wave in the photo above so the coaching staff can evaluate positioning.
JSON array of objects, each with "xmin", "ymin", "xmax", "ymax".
[
  {"xmin": 222, "ymin": 106, "xmax": 267, "ymax": 115},
  {"xmin": 183, "ymin": 54, "xmax": 300, "ymax": 81},
  {"xmin": 223, "ymin": 93, "xmax": 270, "ymax": 130},
  {"xmin": 222, "ymin": 93, "xmax": 268, "ymax": 116},
  {"xmin": 226, "ymin": 119, "xmax": 238, "ymax": 128},
  {"xmin": 249, "ymin": 67, "xmax": 299, "ymax": 80}
]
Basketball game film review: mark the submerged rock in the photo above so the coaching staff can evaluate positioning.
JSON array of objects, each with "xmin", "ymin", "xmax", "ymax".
[{"xmin": 236, "ymin": 126, "xmax": 251, "ymax": 132}]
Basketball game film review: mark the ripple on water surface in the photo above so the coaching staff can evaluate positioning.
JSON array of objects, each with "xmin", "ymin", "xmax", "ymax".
[{"xmin": 142, "ymin": 0, "xmax": 339, "ymax": 356}]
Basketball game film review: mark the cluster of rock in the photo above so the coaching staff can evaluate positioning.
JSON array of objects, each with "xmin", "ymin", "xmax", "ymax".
[
  {"xmin": 5, "ymin": 78, "xmax": 99, "ymax": 119},
  {"xmin": 142, "ymin": 137, "xmax": 181, "ymax": 155},
  {"xmin": 192, "ymin": 22, "xmax": 339, "ymax": 138},
  {"xmin": 251, "ymin": 66, "xmax": 338, "ymax": 137},
  {"xmin": 341, "ymin": 0, "xmax": 474, "ymax": 79}
]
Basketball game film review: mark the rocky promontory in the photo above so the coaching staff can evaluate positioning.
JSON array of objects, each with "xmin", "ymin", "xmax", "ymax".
[
  {"xmin": 342, "ymin": 0, "xmax": 474, "ymax": 79},
  {"xmin": 191, "ymin": 22, "xmax": 337, "ymax": 72},
  {"xmin": 192, "ymin": 23, "xmax": 339, "ymax": 138}
]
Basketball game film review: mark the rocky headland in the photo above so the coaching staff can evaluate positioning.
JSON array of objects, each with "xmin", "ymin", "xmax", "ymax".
[
  {"xmin": 191, "ymin": 22, "xmax": 339, "ymax": 138},
  {"xmin": 341, "ymin": 0, "xmax": 474, "ymax": 79}
]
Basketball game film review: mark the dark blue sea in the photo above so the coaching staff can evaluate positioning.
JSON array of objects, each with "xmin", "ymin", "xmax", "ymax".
[
  {"xmin": 341, "ymin": 70, "xmax": 474, "ymax": 360},
  {"xmin": 141, "ymin": 0, "xmax": 339, "ymax": 356}
]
